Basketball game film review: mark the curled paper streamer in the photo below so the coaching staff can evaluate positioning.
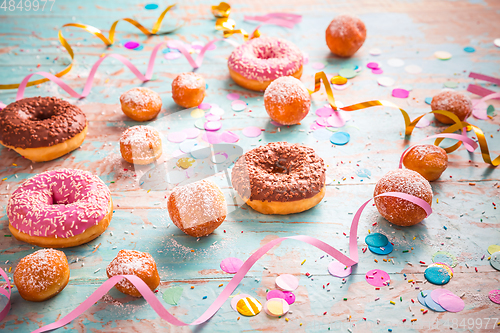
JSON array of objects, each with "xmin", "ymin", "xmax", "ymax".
[
  {"xmin": 0, "ymin": 268, "xmax": 12, "ymax": 322},
  {"xmin": 467, "ymin": 72, "xmax": 500, "ymax": 99},
  {"xmin": 0, "ymin": 5, "xmax": 179, "ymax": 90},
  {"xmin": 3, "ymin": 192, "xmax": 431, "ymax": 330},
  {"xmin": 308, "ymin": 71, "xmax": 499, "ymax": 166}
]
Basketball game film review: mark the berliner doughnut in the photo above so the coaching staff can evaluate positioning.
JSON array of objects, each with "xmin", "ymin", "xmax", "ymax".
[
  {"xmin": 227, "ymin": 37, "xmax": 304, "ymax": 91},
  {"xmin": 167, "ymin": 179, "xmax": 227, "ymax": 237},
  {"xmin": 120, "ymin": 125, "xmax": 162, "ymax": 165},
  {"xmin": 402, "ymin": 144, "xmax": 448, "ymax": 181},
  {"xmin": 231, "ymin": 142, "xmax": 326, "ymax": 215},
  {"xmin": 0, "ymin": 96, "xmax": 88, "ymax": 162},
  {"xmin": 264, "ymin": 76, "xmax": 311, "ymax": 125},
  {"xmin": 120, "ymin": 87, "xmax": 162, "ymax": 121},
  {"xmin": 431, "ymin": 90, "xmax": 473, "ymax": 124},
  {"xmin": 7, "ymin": 169, "xmax": 113, "ymax": 248},
  {"xmin": 374, "ymin": 169, "xmax": 433, "ymax": 226},
  {"xmin": 14, "ymin": 249, "xmax": 70, "ymax": 302},
  {"xmin": 106, "ymin": 250, "xmax": 160, "ymax": 297},
  {"xmin": 171, "ymin": 72, "xmax": 206, "ymax": 108},
  {"xmin": 326, "ymin": 15, "xmax": 367, "ymax": 58}
]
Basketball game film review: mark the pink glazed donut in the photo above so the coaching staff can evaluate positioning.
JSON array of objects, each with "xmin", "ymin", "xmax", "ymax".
[
  {"xmin": 7, "ymin": 169, "xmax": 113, "ymax": 248},
  {"xmin": 227, "ymin": 36, "xmax": 304, "ymax": 91}
]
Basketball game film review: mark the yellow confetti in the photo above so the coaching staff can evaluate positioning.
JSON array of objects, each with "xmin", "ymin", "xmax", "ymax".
[
  {"xmin": 237, "ymin": 297, "xmax": 262, "ymax": 316},
  {"xmin": 301, "ymin": 259, "xmax": 306, "ymax": 265}
]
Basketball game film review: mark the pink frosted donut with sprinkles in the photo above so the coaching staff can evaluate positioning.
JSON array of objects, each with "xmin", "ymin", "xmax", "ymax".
[
  {"xmin": 227, "ymin": 36, "xmax": 304, "ymax": 91},
  {"xmin": 7, "ymin": 168, "xmax": 113, "ymax": 248}
]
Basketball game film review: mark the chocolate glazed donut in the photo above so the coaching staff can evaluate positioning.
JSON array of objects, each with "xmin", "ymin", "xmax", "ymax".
[
  {"xmin": 0, "ymin": 96, "xmax": 88, "ymax": 162},
  {"xmin": 231, "ymin": 142, "xmax": 326, "ymax": 215}
]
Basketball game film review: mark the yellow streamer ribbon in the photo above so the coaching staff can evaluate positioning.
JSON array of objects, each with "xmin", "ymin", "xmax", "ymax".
[
  {"xmin": 309, "ymin": 71, "xmax": 499, "ymax": 166},
  {"xmin": 0, "ymin": 4, "xmax": 179, "ymax": 90},
  {"xmin": 212, "ymin": 2, "xmax": 258, "ymax": 41}
]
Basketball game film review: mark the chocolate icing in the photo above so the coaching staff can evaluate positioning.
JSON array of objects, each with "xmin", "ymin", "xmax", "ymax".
[
  {"xmin": 0, "ymin": 96, "xmax": 86, "ymax": 148},
  {"xmin": 231, "ymin": 142, "xmax": 326, "ymax": 202}
]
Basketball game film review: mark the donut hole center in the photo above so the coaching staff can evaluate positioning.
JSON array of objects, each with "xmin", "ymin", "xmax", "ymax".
[
  {"xmin": 35, "ymin": 110, "xmax": 55, "ymax": 121},
  {"xmin": 270, "ymin": 159, "xmax": 290, "ymax": 174},
  {"xmin": 255, "ymin": 47, "xmax": 278, "ymax": 60}
]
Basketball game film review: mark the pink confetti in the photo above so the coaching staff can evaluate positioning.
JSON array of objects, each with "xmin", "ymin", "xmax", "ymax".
[
  {"xmin": 220, "ymin": 131, "xmax": 240, "ymax": 143},
  {"xmin": 167, "ymin": 40, "xmax": 186, "ymax": 49},
  {"xmin": 327, "ymin": 112, "xmax": 346, "ymax": 128},
  {"xmin": 270, "ymin": 120, "xmax": 284, "ymax": 126},
  {"xmin": 183, "ymin": 128, "xmax": 200, "ymax": 139},
  {"xmin": 231, "ymin": 100, "xmax": 247, "ymax": 111},
  {"xmin": 220, "ymin": 257, "xmax": 243, "ymax": 274},
  {"xmin": 415, "ymin": 117, "xmax": 431, "ymax": 128},
  {"xmin": 204, "ymin": 121, "xmax": 222, "ymax": 131},
  {"xmin": 302, "ymin": 52, "xmax": 309, "ymax": 65},
  {"xmin": 198, "ymin": 103, "xmax": 211, "ymax": 110},
  {"xmin": 438, "ymin": 293, "xmax": 465, "ymax": 312},
  {"xmin": 365, "ymin": 269, "xmax": 390, "ymax": 287},
  {"xmin": 205, "ymin": 113, "xmax": 221, "ymax": 121},
  {"xmin": 392, "ymin": 88, "xmax": 410, "ymax": 98},
  {"xmin": 312, "ymin": 62, "xmax": 325, "ymax": 70},
  {"xmin": 266, "ymin": 290, "xmax": 285, "ymax": 301},
  {"xmin": 242, "ymin": 126, "xmax": 262, "ymax": 138},
  {"xmin": 316, "ymin": 107, "xmax": 334, "ymax": 117},
  {"xmin": 165, "ymin": 52, "xmax": 181, "ymax": 60},
  {"xmin": 282, "ymin": 291, "xmax": 295, "ymax": 305},
  {"xmin": 316, "ymin": 117, "xmax": 330, "ymax": 127},
  {"xmin": 202, "ymin": 132, "xmax": 222, "ymax": 144},
  {"xmin": 167, "ymin": 131, "xmax": 187, "ymax": 143},
  {"xmin": 275, "ymin": 274, "xmax": 299, "ymax": 291},
  {"xmin": 372, "ymin": 68, "xmax": 383, "ymax": 74},
  {"xmin": 328, "ymin": 261, "xmax": 352, "ymax": 278},
  {"xmin": 231, "ymin": 294, "xmax": 251, "ymax": 311},
  {"xmin": 472, "ymin": 99, "xmax": 489, "ymax": 120},
  {"xmin": 430, "ymin": 288, "xmax": 451, "ymax": 304},
  {"xmin": 489, "ymin": 290, "xmax": 500, "ymax": 304},
  {"xmin": 124, "ymin": 41, "xmax": 140, "ymax": 49},
  {"xmin": 310, "ymin": 123, "xmax": 320, "ymax": 131},
  {"xmin": 332, "ymin": 82, "xmax": 351, "ymax": 90},
  {"xmin": 226, "ymin": 93, "xmax": 240, "ymax": 101},
  {"xmin": 367, "ymin": 62, "xmax": 380, "ymax": 69}
]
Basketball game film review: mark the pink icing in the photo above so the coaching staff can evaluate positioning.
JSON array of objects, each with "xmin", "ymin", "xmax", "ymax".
[
  {"xmin": 7, "ymin": 169, "xmax": 111, "ymax": 239},
  {"xmin": 227, "ymin": 37, "xmax": 303, "ymax": 82}
]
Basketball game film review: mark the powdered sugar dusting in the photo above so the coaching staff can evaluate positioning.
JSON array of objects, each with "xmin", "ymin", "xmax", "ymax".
[
  {"xmin": 106, "ymin": 250, "xmax": 157, "ymax": 291},
  {"xmin": 120, "ymin": 125, "xmax": 162, "ymax": 163},
  {"xmin": 431, "ymin": 90, "xmax": 473, "ymax": 118},
  {"xmin": 173, "ymin": 72, "xmax": 204, "ymax": 90},
  {"xmin": 14, "ymin": 249, "xmax": 68, "ymax": 293},
  {"xmin": 327, "ymin": 14, "xmax": 365, "ymax": 39},
  {"xmin": 228, "ymin": 37, "xmax": 303, "ymax": 82},
  {"xmin": 264, "ymin": 77, "xmax": 310, "ymax": 116},
  {"xmin": 120, "ymin": 87, "xmax": 162, "ymax": 111},
  {"xmin": 406, "ymin": 144, "xmax": 447, "ymax": 168}
]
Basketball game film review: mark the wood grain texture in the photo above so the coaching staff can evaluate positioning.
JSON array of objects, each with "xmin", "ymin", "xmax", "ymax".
[{"xmin": 0, "ymin": 0, "xmax": 499, "ymax": 332}]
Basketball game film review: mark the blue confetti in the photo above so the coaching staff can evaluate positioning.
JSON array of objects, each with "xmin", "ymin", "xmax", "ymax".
[
  {"xmin": 162, "ymin": 48, "xmax": 171, "ymax": 54},
  {"xmin": 330, "ymin": 131, "xmax": 350, "ymax": 145},
  {"xmin": 356, "ymin": 168, "xmax": 371, "ymax": 178},
  {"xmin": 368, "ymin": 242, "xmax": 393, "ymax": 255},
  {"xmin": 133, "ymin": 45, "xmax": 144, "ymax": 51},
  {"xmin": 202, "ymin": 296, "xmax": 207, "ymax": 299},
  {"xmin": 145, "ymin": 4, "xmax": 159, "ymax": 10},
  {"xmin": 425, "ymin": 97, "xmax": 432, "ymax": 105},
  {"xmin": 464, "ymin": 46, "xmax": 475, "ymax": 53}
]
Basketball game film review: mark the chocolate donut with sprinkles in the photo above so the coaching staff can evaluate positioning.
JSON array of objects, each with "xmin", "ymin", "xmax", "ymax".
[
  {"xmin": 227, "ymin": 36, "xmax": 304, "ymax": 91},
  {"xmin": 7, "ymin": 168, "xmax": 113, "ymax": 248},
  {"xmin": 231, "ymin": 142, "xmax": 326, "ymax": 215},
  {"xmin": 0, "ymin": 96, "xmax": 88, "ymax": 162}
]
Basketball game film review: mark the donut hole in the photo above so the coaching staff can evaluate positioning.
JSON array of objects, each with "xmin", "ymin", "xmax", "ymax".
[
  {"xmin": 254, "ymin": 47, "xmax": 278, "ymax": 60},
  {"xmin": 35, "ymin": 110, "xmax": 55, "ymax": 121}
]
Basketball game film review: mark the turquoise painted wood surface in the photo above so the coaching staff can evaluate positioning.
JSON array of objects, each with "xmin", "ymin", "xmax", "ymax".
[{"xmin": 0, "ymin": 0, "xmax": 499, "ymax": 332}]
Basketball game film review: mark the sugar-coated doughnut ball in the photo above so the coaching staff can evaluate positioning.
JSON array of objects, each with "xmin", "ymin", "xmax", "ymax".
[
  {"xmin": 403, "ymin": 144, "xmax": 448, "ymax": 181},
  {"xmin": 106, "ymin": 249, "xmax": 160, "ymax": 297},
  {"xmin": 167, "ymin": 179, "xmax": 227, "ymax": 237},
  {"xmin": 326, "ymin": 15, "xmax": 367, "ymax": 58},
  {"xmin": 14, "ymin": 249, "xmax": 70, "ymax": 302},
  {"xmin": 431, "ymin": 90, "xmax": 473, "ymax": 124},
  {"xmin": 120, "ymin": 87, "xmax": 162, "ymax": 121},
  {"xmin": 172, "ymin": 72, "xmax": 206, "ymax": 108},
  {"xmin": 374, "ymin": 169, "xmax": 432, "ymax": 226},
  {"xmin": 264, "ymin": 76, "xmax": 311, "ymax": 125},
  {"xmin": 120, "ymin": 126, "xmax": 162, "ymax": 165}
]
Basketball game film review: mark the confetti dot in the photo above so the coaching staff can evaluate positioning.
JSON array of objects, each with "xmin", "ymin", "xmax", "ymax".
[
  {"xmin": 444, "ymin": 81, "xmax": 458, "ymax": 88},
  {"xmin": 425, "ymin": 97, "xmax": 433, "ymax": 105},
  {"xmin": 464, "ymin": 46, "xmax": 475, "ymax": 53},
  {"xmin": 270, "ymin": 120, "xmax": 284, "ymax": 126},
  {"xmin": 368, "ymin": 242, "xmax": 393, "ymax": 255},
  {"xmin": 210, "ymin": 107, "xmax": 225, "ymax": 116},
  {"xmin": 165, "ymin": 52, "xmax": 181, "ymax": 60},
  {"xmin": 365, "ymin": 233, "xmax": 389, "ymax": 247},
  {"xmin": 356, "ymin": 168, "xmax": 371, "ymax": 178},
  {"xmin": 316, "ymin": 117, "xmax": 329, "ymax": 127},
  {"xmin": 417, "ymin": 290, "xmax": 431, "ymax": 307},
  {"xmin": 190, "ymin": 108, "xmax": 205, "ymax": 118},
  {"xmin": 432, "ymin": 251, "xmax": 457, "ymax": 268},
  {"xmin": 266, "ymin": 290, "xmax": 285, "ymax": 301},
  {"xmin": 387, "ymin": 58, "xmax": 405, "ymax": 67},
  {"xmin": 205, "ymin": 113, "xmax": 221, "ymax": 121},
  {"xmin": 183, "ymin": 128, "xmax": 200, "ymax": 139},
  {"xmin": 434, "ymin": 51, "xmax": 452, "ymax": 60},
  {"xmin": 490, "ymin": 251, "xmax": 500, "ymax": 271},
  {"xmin": 494, "ymin": 38, "xmax": 500, "ymax": 48},
  {"xmin": 392, "ymin": 88, "xmax": 410, "ymax": 98},
  {"xmin": 176, "ymin": 157, "xmax": 195, "ymax": 169},
  {"xmin": 487, "ymin": 244, "xmax": 500, "ymax": 254},
  {"xmin": 194, "ymin": 119, "xmax": 206, "ymax": 130},
  {"xmin": 423, "ymin": 293, "xmax": 447, "ymax": 312},
  {"xmin": 226, "ymin": 93, "xmax": 240, "ymax": 100},
  {"xmin": 124, "ymin": 41, "xmax": 140, "ymax": 50},
  {"xmin": 438, "ymin": 293, "xmax": 464, "ymax": 313},
  {"xmin": 312, "ymin": 128, "xmax": 333, "ymax": 141},
  {"xmin": 431, "ymin": 262, "xmax": 454, "ymax": 277},
  {"xmin": 404, "ymin": 64, "xmax": 422, "ymax": 74},
  {"xmin": 366, "ymin": 62, "xmax": 379, "ymax": 69},
  {"xmin": 331, "ymin": 76, "xmax": 348, "ymax": 85},
  {"xmin": 133, "ymin": 45, "xmax": 144, "ymax": 51},
  {"xmin": 190, "ymin": 144, "xmax": 211, "ymax": 159},
  {"xmin": 242, "ymin": 126, "xmax": 262, "ymax": 138},
  {"xmin": 338, "ymin": 68, "xmax": 357, "ymax": 79},
  {"xmin": 330, "ymin": 131, "xmax": 350, "ymax": 145},
  {"xmin": 332, "ymin": 81, "xmax": 351, "ymax": 90},
  {"xmin": 237, "ymin": 297, "xmax": 262, "ymax": 316},
  {"xmin": 282, "ymin": 291, "xmax": 295, "ymax": 305},
  {"xmin": 231, "ymin": 100, "xmax": 247, "ymax": 111},
  {"xmin": 167, "ymin": 132, "xmax": 187, "ymax": 143},
  {"xmin": 371, "ymin": 68, "xmax": 383, "ymax": 74},
  {"xmin": 489, "ymin": 290, "xmax": 500, "ymax": 304},
  {"xmin": 377, "ymin": 77, "xmax": 395, "ymax": 87},
  {"xmin": 316, "ymin": 107, "xmax": 334, "ymax": 117},
  {"xmin": 198, "ymin": 103, "xmax": 211, "ymax": 110},
  {"xmin": 328, "ymin": 261, "xmax": 352, "ymax": 278},
  {"xmin": 365, "ymin": 269, "xmax": 390, "ymax": 287},
  {"xmin": 312, "ymin": 62, "xmax": 325, "ymax": 69},
  {"xmin": 424, "ymin": 266, "xmax": 451, "ymax": 285},
  {"xmin": 327, "ymin": 112, "xmax": 346, "ymax": 128},
  {"xmin": 231, "ymin": 294, "xmax": 251, "ymax": 311},
  {"xmin": 369, "ymin": 48, "xmax": 382, "ymax": 56},
  {"xmin": 415, "ymin": 117, "xmax": 431, "ymax": 128},
  {"xmin": 202, "ymin": 132, "xmax": 222, "ymax": 144},
  {"xmin": 220, "ymin": 257, "xmax": 243, "ymax": 274},
  {"xmin": 144, "ymin": 3, "xmax": 159, "ymax": 10},
  {"xmin": 162, "ymin": 286, "xmax": 183, "ymax": 305},
  {"xmin": 275, "ymin": 274, "xmax": 299, "ymax": 291},
  {"xmin": 179, "ymin": 140, "xmax": 199, "ymax": 153},
  {"xmin": 220, "ymin": 131, "xmax": 240, "ymax": 143},
  {"xmin": 264, "ymin": 298, "xmax": 289, "ymax": 317},
  {"xmin": 204, "ymin": 121, "xmax": 222, "ymax": 131}
]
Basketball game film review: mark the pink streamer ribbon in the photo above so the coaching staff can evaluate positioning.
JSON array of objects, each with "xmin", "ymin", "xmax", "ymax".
[
  {"xmin": 0, "ymin": 268, "xmax": 12, "ymax": 323},
  {"xmin": 398, "ymin": 132, "xmax": 479, "ymax": 169},
  {"xmin": 467, "ymin": 72, "xmax": 500, "ymax": 99},
  {"xmin": 0, "ymin": 192, "xmax": 431, "ymax": 330},
  {"xmin": 244, "ymin": 13, "xmax": 302, "ymax": 29}
]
